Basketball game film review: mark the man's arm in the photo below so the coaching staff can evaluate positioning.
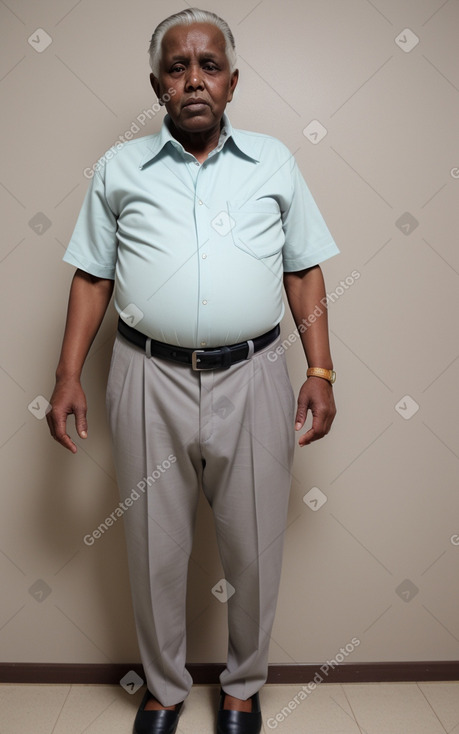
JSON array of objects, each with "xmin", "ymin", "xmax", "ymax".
[
  {"xmin": 283, "ymin": 264, "xmax": 336, "ymax": 446},
  {"xmin": 47, "ymin": 269, "xmax": 114, "ymax": 453}
]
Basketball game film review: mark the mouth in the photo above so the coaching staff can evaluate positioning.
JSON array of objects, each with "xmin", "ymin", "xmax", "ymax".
[{"xmin": 183, "ymin": 98, "xmax": 209, "ymax": 109}]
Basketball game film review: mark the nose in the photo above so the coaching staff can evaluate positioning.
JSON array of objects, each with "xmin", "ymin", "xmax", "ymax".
[{"xmin": 185, "ymin": 64, "xmax": 204, "ymax": 90}]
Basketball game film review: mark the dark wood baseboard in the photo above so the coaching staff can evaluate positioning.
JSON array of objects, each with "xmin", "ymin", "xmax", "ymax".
[{"xmin": 0, "ymin": 661, "xmax": 458, "ymax": 685}]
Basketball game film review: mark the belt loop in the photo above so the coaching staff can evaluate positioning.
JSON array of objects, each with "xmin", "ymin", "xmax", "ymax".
[
  {"xmin": 246, "ymin": 339, "xmax": 255, "ymax": 360},
  {"xmin": 145, "ymin": 338, "xmax": 152, "ymax": 359}
]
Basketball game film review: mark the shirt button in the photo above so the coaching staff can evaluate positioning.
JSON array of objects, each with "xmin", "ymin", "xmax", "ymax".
[
  {"xmin": 198, "ymin": 200, "xmax": 203, "ymax": 205},
  {"xmin": 200, "ymin": 341, "xmax": 207, "ymax": 347},
  {"xmin": 202, "ymin": 299, "xmax": 208, "ymax": 305},
  {"xmin": 202, "ymin": 253, "xmax": 207, "ymax": 259}
]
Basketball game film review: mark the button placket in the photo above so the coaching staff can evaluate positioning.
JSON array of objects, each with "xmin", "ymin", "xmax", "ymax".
[{"xmin": 194, "ymin": 165, "xmax": 211, "ymax": 347}]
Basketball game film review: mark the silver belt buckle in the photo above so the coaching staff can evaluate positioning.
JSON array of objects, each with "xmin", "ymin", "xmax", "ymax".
[{"xmin": 192, "ymin": 350, "xmax": 205, "ymax": 371}]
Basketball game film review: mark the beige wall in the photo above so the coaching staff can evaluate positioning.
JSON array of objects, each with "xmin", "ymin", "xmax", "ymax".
[{"xmin": 1, "ymin": 0, "xmax": 458, "ymax": 670}]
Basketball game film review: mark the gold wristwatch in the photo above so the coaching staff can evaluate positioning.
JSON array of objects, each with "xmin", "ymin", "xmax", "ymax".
[{"xmin": 306, "ymin": 367, "xmax": 336, "ymax": 384}]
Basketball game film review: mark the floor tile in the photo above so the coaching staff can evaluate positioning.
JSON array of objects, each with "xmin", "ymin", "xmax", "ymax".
[
  {"xmin": 1, "ymin": 680, "xmax": 458, "ymax": 734},
  {"xmin": 52, "ymin": 683, "xmax": 140, "ymax": 734},
  {"xmin": 417, "ymin": 682, "xmax": 459, "ymax": 733},
  {"xmin": 260, "ymin": 683, "xmax": 361, "ymax": 733},
  {"xmin": 342, "ymin": 682, "xmax": 449, "ymax": 734},
  {"xmin": 0, "ymin": 684, "xmax": 71, "ymax": 734}
]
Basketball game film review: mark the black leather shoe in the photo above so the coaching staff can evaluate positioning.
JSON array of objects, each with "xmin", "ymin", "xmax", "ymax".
[
  {"xmin": 216, "ymin": 689, "xmax": 262, "ymax": 734},
  {"xmin": 133, "ymin": 688, "xmax": 183, "ymax": 734}
]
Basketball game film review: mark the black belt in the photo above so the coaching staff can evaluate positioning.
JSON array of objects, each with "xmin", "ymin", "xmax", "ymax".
[{"xmin": 118, "ymin": 317, "xmax": 280, "ymax": 371}]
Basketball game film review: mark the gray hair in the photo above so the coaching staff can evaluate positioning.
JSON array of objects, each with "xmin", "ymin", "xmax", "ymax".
[{"xmin": 148, "ymin": 8, "xmax": 237, "ymax": 76}]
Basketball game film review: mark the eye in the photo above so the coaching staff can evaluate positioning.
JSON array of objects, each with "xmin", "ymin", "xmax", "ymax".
[
  {"xmin": 170, "ymin": 64, "xmax": 185, "ymax": 73},
  {"xmin": 203, "ymin": 63, "xmax": 218, "ymax": 72}
]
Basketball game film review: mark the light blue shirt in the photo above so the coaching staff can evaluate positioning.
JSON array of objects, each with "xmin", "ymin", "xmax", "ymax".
[{"xmin": 63, "ymin": 114, "xmax": 339, "ymax": 348}]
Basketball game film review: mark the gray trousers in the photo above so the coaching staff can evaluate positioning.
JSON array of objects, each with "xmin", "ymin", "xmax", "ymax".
[{"xmin": 106, "ymin": 333, "xmax": 295, "ymax": 706}]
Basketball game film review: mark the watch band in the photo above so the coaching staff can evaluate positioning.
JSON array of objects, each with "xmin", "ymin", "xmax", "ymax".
[{"xmin": 307, "ymin": 367, "xmax": 336, "ymax": 384}]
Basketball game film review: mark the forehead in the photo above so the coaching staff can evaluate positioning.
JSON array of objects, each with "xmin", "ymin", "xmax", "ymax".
[{"xmin": 161, "ymin": 22, "xmax": 227, "ymax": 59}]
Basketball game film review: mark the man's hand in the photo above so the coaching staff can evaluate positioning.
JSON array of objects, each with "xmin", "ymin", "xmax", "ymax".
[
  {"xmin": 47, "ymin": 378, "xmax": 88, "ymax": 453},
  {"xmin": 284, "ymin": 266, "xmax": 337, "ymax": 445},
  {"xmin": 295, "ymin": 376, "xmax": 336, "ymax": 446},
  {"xmin": 47, "ymin": 269, "xmax": 114, "ymax": 453}
]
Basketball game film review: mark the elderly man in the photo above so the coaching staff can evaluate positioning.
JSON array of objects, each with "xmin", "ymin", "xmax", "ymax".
[{"xmin": 47, "ymin": 8, "xmax": 338, "ymax": 734}]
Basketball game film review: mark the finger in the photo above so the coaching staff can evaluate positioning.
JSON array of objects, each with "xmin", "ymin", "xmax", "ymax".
[
  {"xmin": 298, "ymin": 427, "xmax": 314, "ymax": 446},
  {"xmin": 298, "ymin": 426, "xmax": 323, "ymax": 446},
  {"xmin": 49, "ymin": 411, "xmax": 78, "ymax": 453},
  {"xmin": 299, "ymin": 411, "xmax": 334, "ymax": 446},
  {"xmin": 57, "ymin": 433, "xmax": 78, "ymax": 453},
  {"xmin": 298, "ymin": 409, "xmax": 328, "ymax": 445},
  {"xmin": 46, "ymin": 412, "xmax": 56, "ymax": 440},
  {"xmin": 54, "ymin": 425, "xmax": 78, "ymax": 453},
  {"xmin": 74, "ymin": 406, "xmax": 88, "ymax": 439},
  {"xmin": 294, "ymin": 402, "xmax": 309, "ymax": 431}
]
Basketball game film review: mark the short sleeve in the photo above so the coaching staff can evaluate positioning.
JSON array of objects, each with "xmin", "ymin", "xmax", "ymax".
[
  {"xmin": 63, "ymin": 166, "xmax": 118, "ymax": 279},
  {"xmin": 281, "ymin": 158, "xmax": 339, "ymax": 272}
]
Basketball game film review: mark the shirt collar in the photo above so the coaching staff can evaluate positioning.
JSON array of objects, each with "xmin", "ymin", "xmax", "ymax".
[{"xmin": 139, "ymin": 112, "xmax": 259, "ymax": 168}]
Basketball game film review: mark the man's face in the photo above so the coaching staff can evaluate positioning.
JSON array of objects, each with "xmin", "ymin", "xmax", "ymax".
[{"xmin": 150, "ymin": 23, "xmax": 238, "ymax": 137}]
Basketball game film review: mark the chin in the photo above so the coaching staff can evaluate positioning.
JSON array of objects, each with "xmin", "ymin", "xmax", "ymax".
[{"xmin": 180, "ymin": 117, "xmax": 215, "ymax": 131}]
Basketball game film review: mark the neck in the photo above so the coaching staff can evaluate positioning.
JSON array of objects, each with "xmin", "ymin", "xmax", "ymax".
[{"xmin": 169, "ymin": 119, "xmax": 223, "ymax": 162}]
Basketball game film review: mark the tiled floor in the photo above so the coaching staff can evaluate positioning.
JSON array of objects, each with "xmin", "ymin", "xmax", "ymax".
[{"xmin": 1, "ymin": 681, "xmax": 459, "ymax": 733}]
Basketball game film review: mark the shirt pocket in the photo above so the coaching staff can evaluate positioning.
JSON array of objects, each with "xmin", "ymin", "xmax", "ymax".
[{"xmin": 227, "ymin": 199, "xmax": 284, "ymax": 259}]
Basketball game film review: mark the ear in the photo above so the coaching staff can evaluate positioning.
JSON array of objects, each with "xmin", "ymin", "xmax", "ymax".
[
  {"xmin": 150, "ymin": 73, "xmax": 162, "ymax": 100},
  {"xmin": 227, "ymin": 69, "xmax": 239, "ymax": 103}
]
